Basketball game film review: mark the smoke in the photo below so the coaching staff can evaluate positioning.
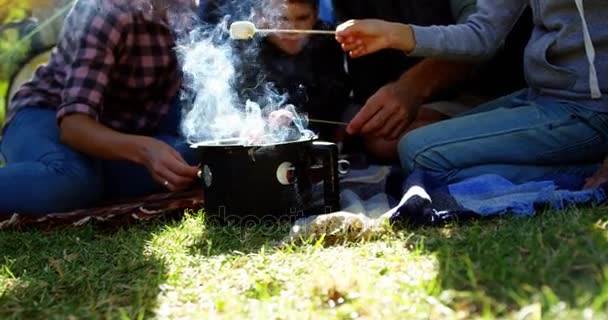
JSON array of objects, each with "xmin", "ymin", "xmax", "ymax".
[
  {"xmin": 172, "ymin": 0, "xmax": 315, "ymax": 146},
  {"xmin": 65, "ymin": 0, "xmax": 315, "ymax": 146}
]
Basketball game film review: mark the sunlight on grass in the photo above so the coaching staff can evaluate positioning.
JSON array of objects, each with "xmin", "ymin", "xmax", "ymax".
[
  {"xmin": 147, "ymin": 215, "xmax": 445, "ymax": 319},
  {"xmin": 1, "ymin": 208, "xmax": 608, "ymax": 319}
]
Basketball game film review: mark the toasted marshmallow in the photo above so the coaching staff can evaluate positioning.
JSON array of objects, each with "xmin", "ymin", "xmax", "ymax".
[{"xmin": 229, "ymin": 21, "xmax": 256, "ymax": 40}]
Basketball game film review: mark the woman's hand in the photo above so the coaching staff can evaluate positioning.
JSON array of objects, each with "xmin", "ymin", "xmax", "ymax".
[
  {"xmin": 335, "ymin": 19, "xmax": 416, "ymax": 58},
  {"xmin": 60, "ymin": 114, "xmax": 198, "ymax": 191},
  {"xmin": 137, "ymin": 137, "xmax": 199, "ymax": 191}
]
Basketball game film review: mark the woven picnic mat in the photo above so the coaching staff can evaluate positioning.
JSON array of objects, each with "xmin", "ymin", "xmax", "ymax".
[{"xmin": 0, "ymin": 190, "xmax": 204, "ymax": 231}]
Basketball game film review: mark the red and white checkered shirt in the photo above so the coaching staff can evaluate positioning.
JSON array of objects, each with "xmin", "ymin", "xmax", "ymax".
[{"xmin": 8, "ymin": 0, "xmax": 182, "ymax": 135}]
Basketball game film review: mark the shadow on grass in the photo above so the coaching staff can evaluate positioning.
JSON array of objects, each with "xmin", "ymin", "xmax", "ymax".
[
  {"xmin": 0, "ymin": 211, "xmax": 295, "ymax": 319},
  {"xmin": 185, "ymin": 213, "xmax": 295, "ymax": 256},
  {"xmin": 413, "ymin": 207, "xmax": 608, "ymax": 316},
  {"xmin": 0, "ymin": 222, "xmax": 170, "ymax": 319}
]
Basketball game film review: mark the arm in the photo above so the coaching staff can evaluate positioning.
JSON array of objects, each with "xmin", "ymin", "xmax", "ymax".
[
  {"xmin": 394, "ymin": 58, "xmax": 472, "ymax": 108},
  {"xmin": 411, "ymin": 0, "xmax": 527, "ymax": 59},
  {"xmin": 346, "ymin": 56, "xmax": 473, "ymax": 138},
  {"xmin": 60, "ymin": 115, "xmax": 151, "ymax": 164},
  {"xmin": 336, "ymin": 0, "xmax": 528, "ymax": 60},
  {"xmin": 60, "ymin": 115, "xmax": 196, "ymax": 190},
  {"xmin": 398, "ymin": 0, "xmax": 479, "ymax": 108},
  {"xmin": 57, "ymin": 9, "xmax": 196, "ymax": 189},
  {"xmin": 57, "ymin": 10, "xmax": 137, "ymax": 162},
  {"xmin": 344, "ymin": 0, "xmax": 476, "ymax": 139}
]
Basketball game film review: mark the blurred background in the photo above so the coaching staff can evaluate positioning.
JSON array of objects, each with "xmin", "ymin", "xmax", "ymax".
[
  {"xmin": 0, "ymin": 0, "xmax": 336, "ymax": 125},
  {"xmin": 0, "ymin": 0, "xmax": 74, "ymax": 124}
]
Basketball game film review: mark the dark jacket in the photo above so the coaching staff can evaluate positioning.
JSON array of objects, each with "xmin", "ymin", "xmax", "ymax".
[
  {"xmin": 332, "ymin": 0, "xmax": 533, "ymax": 104},
  {"xmin": 232, "ymin": 21, "xmax": 351, "ymax": 140},
  {"xmin": 332, "ymin": 0, "xmax": 455, "ymax": 104}
]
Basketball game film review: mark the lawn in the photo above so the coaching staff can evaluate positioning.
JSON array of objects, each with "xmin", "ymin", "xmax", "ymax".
[{"xmin": 1, "ymin": 207, "xmax": 608, "ymax": 319}]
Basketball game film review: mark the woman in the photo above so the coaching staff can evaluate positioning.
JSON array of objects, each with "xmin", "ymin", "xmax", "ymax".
[
  {"xmin": 0, "ymin": 0, "xmax": 201, "ymax": 214},
  {"xmin": 335, "ymin": 0, "xmax": 607, "ymax": 186}
]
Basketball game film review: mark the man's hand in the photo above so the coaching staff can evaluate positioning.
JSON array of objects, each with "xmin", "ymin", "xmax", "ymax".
[
  {"xmin": 584, "ymin": 159, "xmax": 608, "ymax": 189},
  {"xmin": 60, "ymin": 114, "xmax": 198, "ymax": 191},
  {"xmin": 335, "ymin": 19, "xmax": 415, "ymax": 58},
  {"xmin": 347, "ymin": 81, "xmax": 421, "ymax": 140},
  {"xmin": 137, "ymin": 137, "xmax": 199, "ymax": 191}
]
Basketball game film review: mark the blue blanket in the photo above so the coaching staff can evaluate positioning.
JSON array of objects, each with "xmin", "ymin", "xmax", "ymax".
[
  {"xmin": 390, "ymin": 169, "xmax": 608, "ymax": 227},
  {"xmin": 337, "ymin": 166, "xmax": 608, "ymax": 227}
]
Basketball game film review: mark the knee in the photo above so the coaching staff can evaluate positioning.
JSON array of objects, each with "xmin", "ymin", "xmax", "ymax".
[
  {"xmin": 363, "ymin": 137, "xmax": 399, "ymax": 162},
  {"xmin": 398, "ymin": 129, "xmax": 427, "ymax": 173},
  {"xmin": 398, "ymin": 126, "xmax": 447, "ymax": 174},
  {"xmin": 398, "ymin": 126, "xmax": 462, "ymax": 179}
]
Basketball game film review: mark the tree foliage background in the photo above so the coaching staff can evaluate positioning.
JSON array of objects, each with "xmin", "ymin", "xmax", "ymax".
[{"xmin": 0, "ymin": 0, "xmax": 71, "ymax": 123}]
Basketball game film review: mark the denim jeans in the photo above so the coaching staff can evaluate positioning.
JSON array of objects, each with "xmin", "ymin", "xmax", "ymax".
[
  {"xmin": 0, "ymin": 104, "xmax": 200, "ymax": 215},
  {"xmin": 398, "ymin": 90, "xmax": 608, "ymax": 184}
]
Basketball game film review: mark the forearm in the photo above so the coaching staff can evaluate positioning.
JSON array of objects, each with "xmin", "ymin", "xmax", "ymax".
[
  {"xmin": 379, "ymin": 0, "xmax": 527, "ymax": 60},
  {"xmin": 396, "ymin": 58, "xmax": 473, "ymax": 106},
  {"xmin": 59, "ymin": 114, "xmax": 149, "ymax": 164},
  {"xmin": 408, "ymin": 0, "xmax": 528, "ymax": 60}
]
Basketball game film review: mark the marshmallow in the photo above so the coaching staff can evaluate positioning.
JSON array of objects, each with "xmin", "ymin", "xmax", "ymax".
[{"xmin": 229, "ymin": 21, "xmax": 256, "ymax": 40}]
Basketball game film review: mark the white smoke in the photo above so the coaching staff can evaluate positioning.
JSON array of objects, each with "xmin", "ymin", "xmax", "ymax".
[
  {"xmin": 173, "ymin": 3, "xmax": 315, "ymax": 146},
  {"xmin": 177, "ymin": 26, "xmax": 241, "ymax": 144},
  {"xmin": 69, "ymin": 0, "xmax": 315, "ymax": 146}
]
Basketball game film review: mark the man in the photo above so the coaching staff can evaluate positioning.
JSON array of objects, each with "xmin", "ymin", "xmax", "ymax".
[
  {"xmin": 333, "ymin": 0, "xmax": 532, "ymax": 161},
  {"xmin": 0, "ymin": 0, "xmax": 201, "ymax": 214},
  {"xmin": 336, "ymin": 0, "xmax": 607, "ymax": 186}
]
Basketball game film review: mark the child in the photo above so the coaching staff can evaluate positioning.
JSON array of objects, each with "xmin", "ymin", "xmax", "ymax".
[
  {"xmin": 335, "ymin": 0, "xmax": 607, "ymax": 185},
  {"xmin": 1, "ymin": 0, "xmax": 201, "ymax": 215},
  {"xmin": 232, "ymin": 0, "xmax": 351, "ymax": 141}
]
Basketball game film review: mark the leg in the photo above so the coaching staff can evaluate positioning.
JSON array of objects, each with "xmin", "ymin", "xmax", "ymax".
[
  {"xmin": 0, "ymin": 108, "xmax": 103, "ymax": 214},
  {"xmin": 398, "ymin": 95, "xmax": 608, "ymax": 184}
]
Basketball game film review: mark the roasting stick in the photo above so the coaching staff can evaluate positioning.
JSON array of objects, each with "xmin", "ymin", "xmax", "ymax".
[
  {"xmin": 230, "ymin": 21, "xmax": 335, "ymax": 40},
  {"xmin": 257, "ymin": 29, "xmax": 335, "ymax": 36},
  {"xmin": 308, "ymin": 119, "xmax": 349, "ymax": 126}
]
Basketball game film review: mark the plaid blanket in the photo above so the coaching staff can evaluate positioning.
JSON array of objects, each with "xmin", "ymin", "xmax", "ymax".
[{"xmin": 0, "ymin": 190, "xmax": 204, "ymax": 231}]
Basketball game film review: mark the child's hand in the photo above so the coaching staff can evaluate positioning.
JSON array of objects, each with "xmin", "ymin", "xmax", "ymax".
[{"xmin": 335, "ymin": 19, "xmax": 415, "ymax": 58}]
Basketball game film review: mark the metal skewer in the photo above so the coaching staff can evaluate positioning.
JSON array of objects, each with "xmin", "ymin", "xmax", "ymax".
[
  {"xmin": 256, "ymin": 29, "xmax": 336, "ymax": 36},
  {"xmin": 230, "ymin": 21, "xmax": 336, "ymax": 40},
  {"xmin": 308, "ymin": 119, "xmax": 349, "ymax": 126}
]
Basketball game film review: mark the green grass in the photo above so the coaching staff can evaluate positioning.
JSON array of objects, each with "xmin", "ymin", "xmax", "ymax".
[{"xmin": 1, "ymin": 208, "xmax": 608, "ymax": 319}]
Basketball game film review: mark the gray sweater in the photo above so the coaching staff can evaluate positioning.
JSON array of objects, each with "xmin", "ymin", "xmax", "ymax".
[{"xmin": 411, "ymin": 0, "xmax": 607, "ymax": 111}]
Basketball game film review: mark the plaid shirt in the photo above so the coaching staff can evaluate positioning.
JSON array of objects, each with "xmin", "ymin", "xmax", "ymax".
[{"xmin": 8, "ymin": 1, "xmax": 181, "ymax": 135}]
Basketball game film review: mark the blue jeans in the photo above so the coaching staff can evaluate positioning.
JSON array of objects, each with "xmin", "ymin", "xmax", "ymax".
[
  {"xmin": 398, "ymin": 90, "xmax": 608, "ymax": 184},
  {"xmin": 0, "ymin": 105, "xmax": 200, "ymax": 215}
]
